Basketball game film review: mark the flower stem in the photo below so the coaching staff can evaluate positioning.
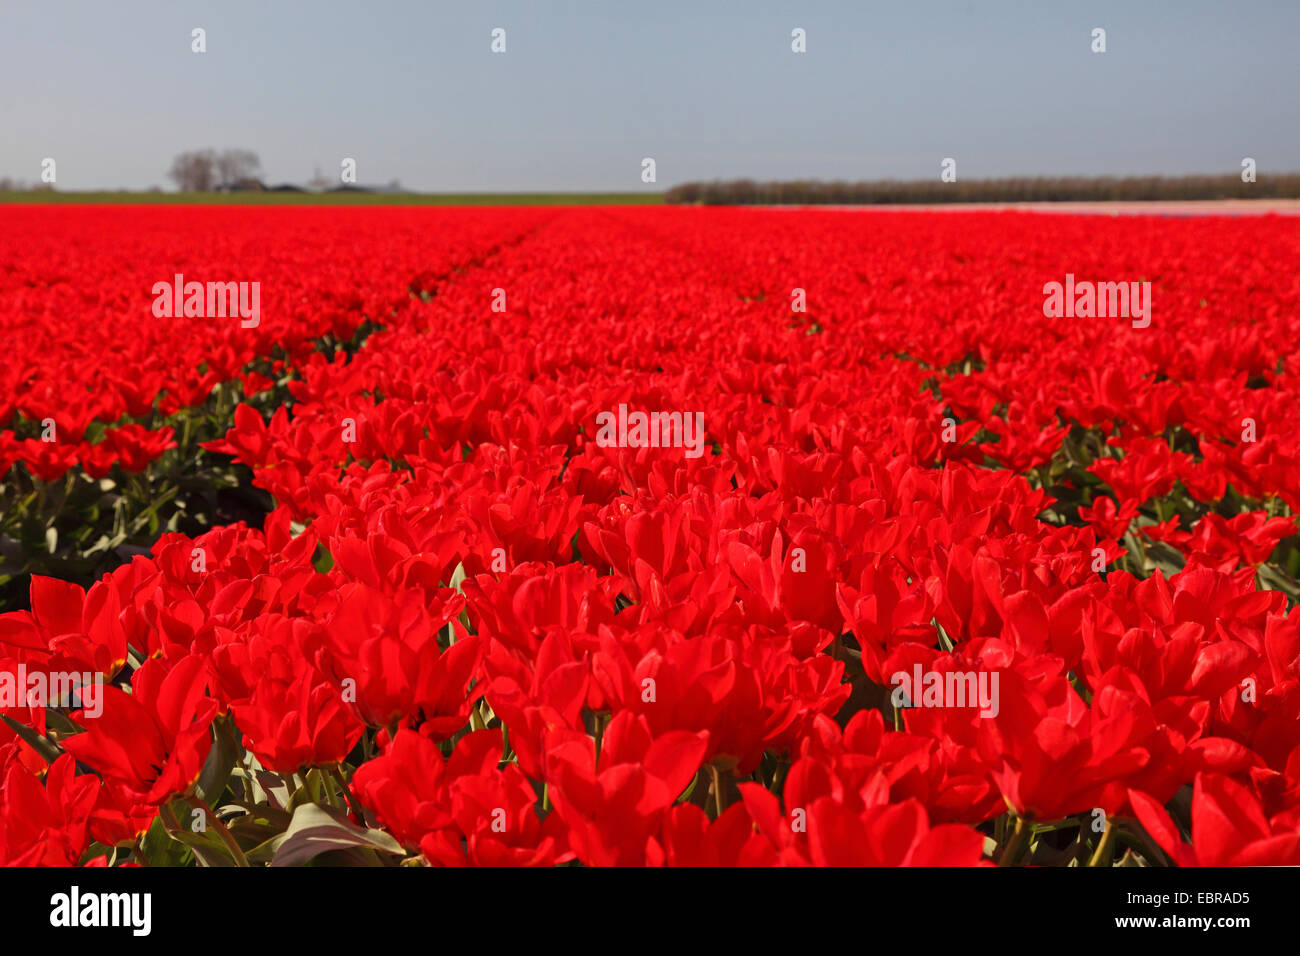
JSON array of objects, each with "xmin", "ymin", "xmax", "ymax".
[
  {"xmin": 331, "ymin": 766, "xmax": 365, "ymax": 821},
  {"xmin": 187, "ymin": 794, "xmax": 249, "ymax": 867},
  {"xmin": 1087, "ymin": 819, "xmax": 1117, "ymax": 867},
  {"xmin": 709, "ymin": 763, "xmax": 727, "ymax": 818},
  {"xmin": 998, "ymin": 815, "xmax": 1031, "ymax": 866}
]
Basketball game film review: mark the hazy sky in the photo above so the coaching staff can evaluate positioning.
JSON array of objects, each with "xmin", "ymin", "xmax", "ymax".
[{"xmin": 2, "ymin": 0, "xmax": 1297, "ymax": 191}]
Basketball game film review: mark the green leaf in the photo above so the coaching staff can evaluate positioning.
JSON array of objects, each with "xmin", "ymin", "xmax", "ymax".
[
  {"xmin": 270, "ymin": 803, "xmax": 404, "ymax": 867},
  {"xmin": 140, "ymin": 814, "xmax": 189, "ymax": 867},
  {"xmin": 195, "ymin": 716, "xmax": 241, "ymax": 804},
  {"xmin": 245, "ymin": 831, "xmax": 288, "ymax": 865},
  {"xmin": 313, "ymin": 545, "xmax": 334, "ymax": 573},
  {"xmin": 165, "ymin": 822, "xmax": 237, "ymax": 868}
]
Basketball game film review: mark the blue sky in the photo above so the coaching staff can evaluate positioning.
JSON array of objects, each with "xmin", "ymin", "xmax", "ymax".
[{"xmin": 2, "ymin": 0, "xmax": 1297, "ymax": 190}]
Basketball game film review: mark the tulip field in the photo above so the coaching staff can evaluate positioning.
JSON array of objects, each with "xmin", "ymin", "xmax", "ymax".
[{"xmin": 2, "ymin": 202, "xmax": 1299, "ymax": 868}]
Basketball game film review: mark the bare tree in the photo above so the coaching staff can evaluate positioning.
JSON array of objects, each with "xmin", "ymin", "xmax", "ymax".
[
  {"xmin": 167, "ymin": 150, "xmax": 218, "ymax": 192},
  {"xmin": 215, "ymin": 149, "xmax": 261, "ymax": 188}
]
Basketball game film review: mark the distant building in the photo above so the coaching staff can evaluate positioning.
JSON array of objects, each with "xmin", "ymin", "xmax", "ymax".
[{"xmin": 325, "ymin": 183, "xmax": 406, "ymax": 194}]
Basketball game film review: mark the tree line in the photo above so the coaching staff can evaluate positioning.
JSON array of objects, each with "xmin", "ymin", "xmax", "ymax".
[{"xmin": 664, "ymin": 174, "xmax": 1300, "ymax": 205}]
